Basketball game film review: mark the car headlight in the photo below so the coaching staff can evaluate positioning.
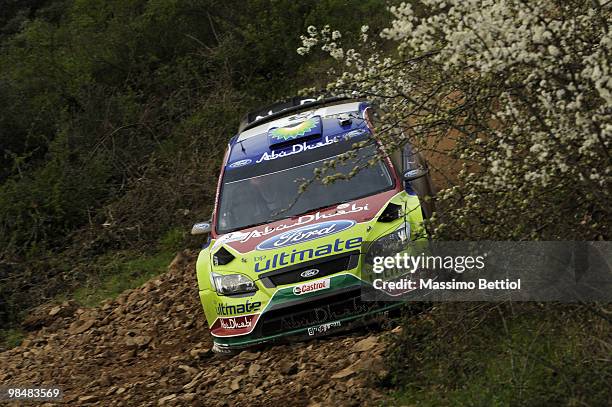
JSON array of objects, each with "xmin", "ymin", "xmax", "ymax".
[
  {"xmin": 364, "ymin": 222, "xmax": 411, "ymax": 266},
  {"xmin": 211, "ymin": 272, "xmax": 257, "ymax": 295}
]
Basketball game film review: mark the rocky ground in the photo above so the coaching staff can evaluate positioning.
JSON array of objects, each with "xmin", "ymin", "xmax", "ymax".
[{"xmin": 0, "ymin": 251, "xmax": 396, "ymax": 406}]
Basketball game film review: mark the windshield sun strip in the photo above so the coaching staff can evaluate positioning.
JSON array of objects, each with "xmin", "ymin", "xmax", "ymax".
[{"xmin": 223, "ymin": 148, "xmax": 379, "ymax": 185}]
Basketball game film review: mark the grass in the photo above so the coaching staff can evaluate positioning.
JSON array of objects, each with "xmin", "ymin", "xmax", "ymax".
[
  {"xmin": 386, "ymin": 303, "xmax": 611, "ymax": 407},
  {"xmin": 71, "ymin": 250, "xmax": 176, "ymax": 307},
  {"xmin": 0, "ymin": 328, "xmax": 25, "ymax": 350},
  {"xmin": 0, "ymin": 240, "xmax": 180, "ymax": 351},
  {"xmin": 57, "ymin": 228, "xmax": 186, "ymax": 308}
]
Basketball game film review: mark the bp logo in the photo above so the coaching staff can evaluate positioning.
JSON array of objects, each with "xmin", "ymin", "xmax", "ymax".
[
  {"xmin": 256, "ymin": 220, "xmax": 355, "ymax": 250},
  {"xmin": 269, "ymin": 118, "xmax": 318, "ymax": 142}
]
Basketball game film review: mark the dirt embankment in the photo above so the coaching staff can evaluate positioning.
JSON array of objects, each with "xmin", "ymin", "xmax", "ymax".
[{"xmin": 1, "ymin": 252, "xmax": 394, "ymax": 406}]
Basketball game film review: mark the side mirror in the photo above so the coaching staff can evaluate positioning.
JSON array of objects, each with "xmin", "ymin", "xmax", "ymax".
[
  {"xmin": 191, "ymin": 222, "xmax": 212, "ymax": 236},
  {"xmin": 403, "ymin": 167, "xmax": 429, "ymax": 182}
]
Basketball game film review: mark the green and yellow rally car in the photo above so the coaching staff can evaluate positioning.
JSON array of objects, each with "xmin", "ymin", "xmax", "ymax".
[{"xmin": 192, "ymin": 97, "xmax": 434, "ymax": 353}]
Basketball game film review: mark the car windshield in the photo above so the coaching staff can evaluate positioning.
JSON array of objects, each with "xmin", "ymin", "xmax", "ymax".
[{"xmin": 216, "ymin": 144, "xmax": 394, "ymax": 233}]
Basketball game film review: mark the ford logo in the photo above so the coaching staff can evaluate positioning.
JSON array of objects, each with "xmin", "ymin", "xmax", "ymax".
[
  {"xmin": 228, "ymin": 159, "xmax": 252, "ymax": 168},
  {"xmin": 256, "ymin": 220, "xmax": 355, "ymax": 250},
  {"xmin": 300, "ymin": 269, "xmax": 320, "ymax": 278}
]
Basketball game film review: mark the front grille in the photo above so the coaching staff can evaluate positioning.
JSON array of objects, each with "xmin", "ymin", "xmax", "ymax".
[
  {"xmin": 257, "ymin": 288, "xmax": 391, "ymax": 337},
  {"xmin": 259, "ymin": 251, "xmax": 359, "ymax": 287}
]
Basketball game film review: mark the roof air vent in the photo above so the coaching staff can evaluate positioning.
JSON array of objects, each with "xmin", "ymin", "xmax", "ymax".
[{"xmin": 337, "ymin": 114, "xmax": 352, "ymax": 126}]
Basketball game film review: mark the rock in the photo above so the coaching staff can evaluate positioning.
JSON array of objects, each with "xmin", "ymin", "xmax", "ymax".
[
  {"xmin": 125, "ymin": 335, "xmax": 151, "ymax": 348},
  {"xmin": 189, "ymin": 347, "xmax": 211, "ymax": 359},
  {"xmin": 229, "ymin": 364, "xmax": 245, "ymax": 374},
  {"xmin": 360, "ymin": 355, "xmax": 388, "ymax": 379},
  {"xmin": 219, "ymin": 387, "xmax": 235, "ymax": 395},
  {"xmin": 48, "ymin": 306, "xmax": 62, "ymax": 316},
  {"xmin": 279, "ymin": 361, "xmax": 298, "ymax": 376},
  {"xmin": 168, "ymin": 252, "xmax": 188, "ymax": 271},
  {"xmin": 248, "ymin": 363, "xmax": 261, "ymax": 377},
  {"xmin": 68, "ymin": 319, "xmax": 95, "ymax": 335},
  {"xmin": 178, "ymin": 364, "xmax": 198, "ymax": 377},
  {"xmin": 239, "ymin": 351, "xmax": 260, "ymax": 361},
  {"xmin": 183, "ymin": 371, "xmax": 204, "ymax": 390},
  {"xmin": 0, "ymin": 250, "xmax": 394, "ymax": 406},
  {"xmin": 21, "ymin": 306, "xmax": 55, "ymax": 331},
  {"xmin": 180, "ymin": 393, "xmax": 196, "ymax": 402},
  {"xmin": 78, "ymin": 395, "xmax": 99, "ymax": 403},
  {"xmin": 331, "ymin": 362, "xmax": 359, "ymax": 379},
  {"xmin": 158, "ymin": 394, "xmax": 177, "ymax": 405},
  {"xmin": 354, "ymin": 336, "xmax": 378, "ymax": 352},
  {"xmin": 230, "ymin": 376, "xmax": 242, "ymax": 390},
  {"xmin": 98, "ymin": 373, "xmax": 112, "ymax": 387}
]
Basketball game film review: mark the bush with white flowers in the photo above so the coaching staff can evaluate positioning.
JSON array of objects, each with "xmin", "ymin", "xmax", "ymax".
[{"xmin": 299, "ymin": 0, "xmax": 610, "ymax": 240}]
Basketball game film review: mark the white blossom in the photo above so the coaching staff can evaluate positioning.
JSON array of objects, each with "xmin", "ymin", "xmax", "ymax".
[{"xmin": 297, "ymin": 1, "xmax": 611, "ymax": 239}]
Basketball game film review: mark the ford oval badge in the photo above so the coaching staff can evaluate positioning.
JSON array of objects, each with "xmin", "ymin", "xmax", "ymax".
[
  {"xmin": 256, "ymin": 220, "xmax": 355, "ymax": 250},
  {"xmin": 300, "ymin": 269, "xmax": 320, "ymax": 278}
]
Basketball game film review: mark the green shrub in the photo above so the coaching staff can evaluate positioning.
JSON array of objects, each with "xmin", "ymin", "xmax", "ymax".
[{"xmin": 386, "ymin": 304, "xmax": 611, "ymax": 406}]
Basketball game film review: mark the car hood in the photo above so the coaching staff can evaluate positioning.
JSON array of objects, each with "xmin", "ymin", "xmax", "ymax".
[{"xmin": 211, "ymin": 189, "xmax": 398, "ymax": 254}]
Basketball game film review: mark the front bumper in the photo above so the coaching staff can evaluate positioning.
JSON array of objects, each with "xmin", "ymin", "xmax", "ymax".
[{"xmin": 210, "ymin": 279, "xmax": 404, "ymax": 352}]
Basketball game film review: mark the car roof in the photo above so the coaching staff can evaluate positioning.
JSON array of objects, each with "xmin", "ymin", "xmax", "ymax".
[
  {"xmin": 235, "ymin": 101, "xmax": 364, "ymax": 142},
  {"xmin": 224, "ymin": 100, "xmax": 370, "ymax": 172}
]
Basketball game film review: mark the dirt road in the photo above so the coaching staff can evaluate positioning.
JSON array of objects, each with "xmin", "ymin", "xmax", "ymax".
[{"xmin": 0, "ymin": 252, "xmax": 393, "ymax": 406}]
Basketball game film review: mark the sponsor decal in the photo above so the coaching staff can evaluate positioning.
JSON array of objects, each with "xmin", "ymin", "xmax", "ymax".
[
  {"xmin": 216, "ymin": 203, "xmax": 369, "ymax": 249},
  {"xmin": 293, "ymin": 278, "xmax": 330, "ymax": 295},
  {"xmin": 258, "ymin": 134, "xmax": 340, "ymax": 163},
  {"xmin": 210, "ymin": 314, "xmax": 259, "ymax": 337},
  {"xmin": 228, "ymin": 159, "xmax": 252, "ymax": 168},
  {"xmin": 257, "ymin": 220, "xmax": 355, "ymax": 251},
  {"xmin": 278, "ymin": 297, "xmax": 381, "ymax": 331},
  {"xmin": 286, "ymin": 111, "xmax": 314, "ymax": 122},
  {"xmin": 343, "ymin": 128, "xmax": 369, "ymax": 139},
  {"xmin": 220, "ymin": 316, "xmax": 253, "ymax": 330},
  {"xmin": 216, "ymin": 300, "xmax": 262, "ymax": 316},
  {"xmin": 308, "ymin": 321, "xmax": 341, "ymax": 336},
  {"xmin": 254, "ymin": 236, "xmax": 362, "ymax": 272},
  {"xmin": 300, "ymin": 268, "xmax": 320, "ymax": 278},
  {"xmin": 404, "ymin": 168, "xmax": 422, "ymax": 178},
  {"xmin": 256, "ymin": 128, "xmax": 369, "ymax": 164},
  {"xmin": 269, "ymin": 117, "xmax": 319, "ymax": 142}
]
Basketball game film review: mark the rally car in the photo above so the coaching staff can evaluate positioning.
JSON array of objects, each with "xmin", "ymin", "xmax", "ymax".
[{"xmin": 192, "ymin": 97, "xmax": 435, "ymax": 353}]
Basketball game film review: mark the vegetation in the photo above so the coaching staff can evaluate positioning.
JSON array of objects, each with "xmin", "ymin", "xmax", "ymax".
[
  {"xmin": 0, "ymin": 328, "xmax": 25, "ymax": 349},
  {"xmin": 70, "ymin": 250, "xmax": 176, "ymax": 307},
  {"xmin": 299, "ymin": 1, "xmax": 611, "ymax": 404},
  {"xmin": 0, "ymin": 0, "xmax": 395, "ymax": 328},
  {"xmin": 299, "ymin": 0, "xmax": 610, "ymax": 240},
  {"xmin": 1, "ymin": 0, "xmax": 609, "ymax": 403},
  {"xmin": 386, "ymin": 303, "xmax": 611, "ymax": 406}
]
